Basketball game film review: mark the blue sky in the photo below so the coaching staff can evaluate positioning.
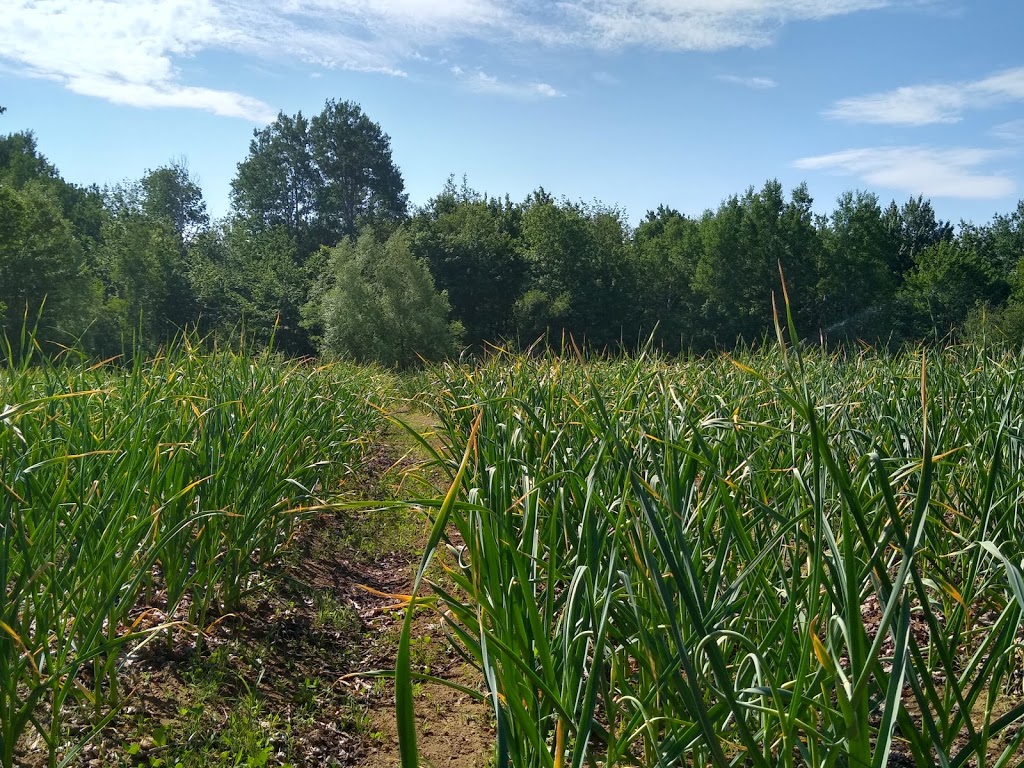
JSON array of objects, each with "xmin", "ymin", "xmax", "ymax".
[{"xmin": 2, "ymin": 0, "xmax": 1022, "ymax": 226}]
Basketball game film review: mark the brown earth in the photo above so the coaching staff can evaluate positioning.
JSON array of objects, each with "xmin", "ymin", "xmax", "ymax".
[{"xmin": 15, "ymin": 411, "xmax": 493, "ymax": 768}]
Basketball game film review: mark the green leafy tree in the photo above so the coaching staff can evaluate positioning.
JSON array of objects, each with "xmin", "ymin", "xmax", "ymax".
[
  {"xmin": 95, "ymin": 204, "xmax": 185, "ymax": 352},
  {"xmin": 0, "ymin": 132, "xmax": 56, "ymax": 187},
  {"xmin": 963, "ymin": 201, "xmax": 1024, "ymax": 342},
  {"xmin": 140, "ymin": 159, "xmax": 210, "ymax": 244},
  {"xmin": 316, "ymin": 229, "xmax": 462, "ymax": 367},
  {"xmin": 692, "ymin": 196, "xmax": 743, "ymax": 346},
  {"xmin": 189, "ymin": 222, "xmax": 311, "ymax": 354},
  {"xmin": 0, "ymin": 182, "xmax": 102, "ymax": 349},
  {"xmin": 94, "ymin": 169, "xmax": 206, "ymax": 352},
  {"xmin": 778, "ymin": 183, "xmax": 823, "ymax": 335},
  {"xmin": 0, "ymin": 131, "xmax": 106, "ymax": 249},
  {"xmin": 410, "ymin": 177, "xmax": 526, "ymax": 349},
  {"xmin": 310, "ymin": 100, "xmax": 408, "ymax": 241},
  {"xmin": 517, "ymin": 192, "xmax": 633, "ymax": 347},
  {"xmin": 902, "ymin": 239, "xmax": 1008, "ymax": 339},
  {"xmin": 734, "ymin": 181, "xmax": 789, "ymax": 339},
  {"xmin": 232, "ymin": 112, "xmax": 317, "ymax": 254},
  {"xmin": 515, "ymin": 191, "xmax": 585, "ymax": 342},
  {"xmin": 633, "ymin": 205, "xmax": 702, "ymax": 352},
  {"xmin": 692, "ymin": 181, "xmax": 818, "ymax": 346},
  {"xmin": 232, "ymin": 101, "xmax": 407, "ymax": 261},
  {"xmin": 883, "ymin": 196, "xmax": 954, "ymax": 277},
  {"xmin": 986, "ymin": 200, "xmax": 1024, "ymax": 277},
  {"xmin": 817, "ymin": 190, "xmax": 897, "ymax": 342}
]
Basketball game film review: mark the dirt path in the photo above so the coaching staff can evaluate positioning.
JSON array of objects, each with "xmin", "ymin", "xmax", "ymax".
[
  {"xmin": 17, "ymin": 408, "xmax": 493, "ymax": 768},
  {"xmin": 351, "ymin": 409, "xmax": 493, "ymax": 768},
  {"xmin": 356, "ymin": 611, "xmax": 493, "ymax": 768}
]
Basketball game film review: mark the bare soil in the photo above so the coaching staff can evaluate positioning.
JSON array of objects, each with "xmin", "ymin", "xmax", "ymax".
[{"xmin": 15, "ymin": 412, "xmax": 493, "ymax": 768}]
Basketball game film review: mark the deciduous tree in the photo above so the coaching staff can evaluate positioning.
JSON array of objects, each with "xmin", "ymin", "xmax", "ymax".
[
  {"xmin": 0, "ymin": 182, "xmax": 101, "ymax": 348},
  {"xmin": 410, "ymin": 177, "xmax": 525, "ymax": 349},
  {"xmin": 317, "ymin": 229, "xmax": 461, "ymax": 367},
  {"xmin": 232, "ymin": 101, "xmax": 407, "ymax": 261}
]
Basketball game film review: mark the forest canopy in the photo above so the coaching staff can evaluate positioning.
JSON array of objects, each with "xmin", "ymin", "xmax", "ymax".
[{"xmin": 2, "ymin": 100, "xmax": 1023, "ymax": 365}]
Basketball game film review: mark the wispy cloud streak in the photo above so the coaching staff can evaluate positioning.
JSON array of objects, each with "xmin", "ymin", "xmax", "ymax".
[
  {"xmin": 718, "ymin": 74, "xmax": 777, "ymax": 89},
  {"xmin": 794, "ymin": 146, "xmax": 1015, "ymax": 199},
  {"xmin": 0, "ymin": 0, "xmax": 896, "ymax": 117},
  {"xmin": 828, "ymin": 67, "xmax": 1024, "ymax": 126},
  {"xmin": 452, "ymin": 66, "xmax": 563, "ymax": 98}
]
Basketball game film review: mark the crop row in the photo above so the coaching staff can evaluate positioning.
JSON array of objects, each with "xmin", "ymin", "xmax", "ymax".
[
  {"xmin": 0, "ymin": 336, "xmax": 390, "ymax": 768},
  {"xmin": 402, "ymin": 338, "xmax": 1024, "ymax": 767}
]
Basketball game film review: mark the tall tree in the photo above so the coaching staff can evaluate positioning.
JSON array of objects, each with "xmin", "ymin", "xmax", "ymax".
[
  {"xmin": 0, "ymin": 132, "xmax": 56, "ymax": 187},
  {"xmin": 97, "ymin": 167, "xmax": 208, "ymax": 348},
  {"xmin": 310, "ymin": 100, "xmax": 408, "ymax": 241},
  {"xmin": 817, "ymin": 190, "xmax": 897, "ymax": 342},
  {"xmin": 883, "ymin": 195, "xmax": 954, "ymax": 277},
  {"xmin": 517, "ymin": 193, "xmax": 632, "ymax": 348},
  {"xmin": 410, "ymin": 177, "xmax": 526, "ymax": 349},
  {"xmin": 633, "ymin": 205, "xmax": 702, "ymax": 351},
  {"xmin": 902, "ymin": 239, "xmax": 1007, "ymax": 339},
  {"xmin": 95, "ymin": 210, "xmax": 182, "ymax": 352},
  {"xmin": 232, "ymin": 112, "xmax": 317, "ymax": 254},
  {"xmin": 987, "ymin": 200, "xmax": 1024, "ymax": 277},
  {"xmin": 189, "ymin": 222, "xmax": 311, "ymax": 354},
  {"xmin": 0, "ymin": 131, "xmax": 106, "ymax": 247},
  {"xmin": 778, "ymin": 182, "xmax": 822, "ymax": 335},
  {"xmin": 693, "ymin": 181, "xmax": 808, "ymax": 346},
  {"xmin": 140, "ymin": 160, "xmax": 209, "ymax": 244},
  {"xmin": 232, "ymin": 101, "xmax": 408, "ymax": 261},
  {"xmin": 0, "ymin": 182, "xmax": 102, "ymax": 349},
  {"xmin": 963, "ymin": 201, "xmax": 1024, "ymax": 341},
  {"xmin": 316, "ymin": 228, "xmax": 461, "ymax": 367}
]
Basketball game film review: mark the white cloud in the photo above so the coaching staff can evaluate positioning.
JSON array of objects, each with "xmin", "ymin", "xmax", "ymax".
[
  {"xmin": 0, "ymin": 0, "xmax": 898, "ymax": 119},
  {"xmin": 532, "ymin": 82, "xmax": 564, "ymax": 98},
  {"xmin": 562, "ymin": 0, "xmax": 890, "ymax": 51},
  {"xmin": 992, "ymin": 119, "xmax": 1024, "ymax": 142},
  {"xmin": 974, "ymin": 68, "xmax": 1024, "ymax": 101},
  {"xmin": 2, "ymin": 0, "xmax": 276, "ymax": 121},
  {"xmin": 794, "ymin": 146, "xmax": 1015, "ymax": 199},
  {"xmin": 67, "ymin": 76, "xmax": 278, "ymax": 122},
  {"xmin": 827, "ymin": 67, "xmax": 1024, "ymax": 126},
  {"xmin": 718, "ymin": 74, "xmax": 777, "ymax": 89},
  {"xmin": 592, "ymin": 71, "xmax": 621, "ymax": 86},
  {"xmin": 453, "ymin": 68, "xmax": 564, "ymax": 99}
]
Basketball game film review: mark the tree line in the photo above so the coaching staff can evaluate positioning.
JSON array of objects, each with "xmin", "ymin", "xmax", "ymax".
[{"xmin": 3, "ymin": 98, "xmax": 1023, "ymax": 365}]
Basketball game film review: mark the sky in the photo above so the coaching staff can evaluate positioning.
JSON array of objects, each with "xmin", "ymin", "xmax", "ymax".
[{"xmin": 1, "ymin": 0, "xmax": 1022, "ymax": 227}]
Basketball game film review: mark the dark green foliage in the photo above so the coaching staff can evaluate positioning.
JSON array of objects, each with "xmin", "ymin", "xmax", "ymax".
[
  {"xmin": 883, "ymin": 195, "xmax": 954, "ymax": 276},
  {"xmin": 4, "ymin": 112, "xmax": 1024, "ymax": 359},
  {"xmin": 693, "ymin": 181, "xmax": 820, "ymax": 345},
  {"xmin": 310, "ymin": 100, "xmax": 408, "ymax": 240},
  {"xmin": 231, "ymin": 111, "xmax": 318, "ymax": 255},
  {"xmin": 816, "ymin": 190, "xmax": 898, "ymax": 342},
  {"xmin": 95, "ymin": 178, "xmax": 198, "ymax": 354},
  {"xmin": 140, "ymin": 160, "xmax": 210, "ymax": 244},
  {"xmin": 410, "ymin": 177, "xmax": 526, "ymax": 349},
  {"xmin": 633, "ymin": 205, "xmax": 702, "ymax": 352},
  {"xmin": 189, "ymin": 222, "xmax": 313, "ymax": 355},
  {"xmin": 902, "ymin": 239, "xmax": 1009, "ymax": 339},
  {"xmin": 516, "ymin": 192, "xmax": 634, "ymax": 348},
  {"xmin": 317, "ymin": 229, "xmax": 463, "ymax": 368},
  {"xmin": 0, "ymin": 131, "xmax": 107, "ymax": 250},
  {"xmin": 232, "ymin": 100, "xmax": 408, "ymax": 261},
  {"xmin": 0, "ymin": 132, "xmax": 56, "ymax": 188},
  {"xmin": 0, "ymin": 182, "xmax": 102, "ymax": 349}
]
